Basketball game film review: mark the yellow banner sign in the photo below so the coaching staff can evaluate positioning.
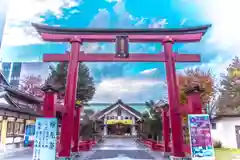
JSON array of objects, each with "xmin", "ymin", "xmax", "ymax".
[{"xmin": 106, "ymin": 119, "xmax": 133, "ymax": 125}]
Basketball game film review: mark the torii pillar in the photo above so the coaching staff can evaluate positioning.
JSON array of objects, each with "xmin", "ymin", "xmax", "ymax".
[
  {"xmin": 72, "ymin": 103, "xmax": 82, "ymax": 152},
  {"xmin": 32, "ymin": 23, "xmax": 211, "ymax": 159},
  {"xmin": 161, "ymin": 104, "xmax": 171, "ymax": 156},
  {"xmin": 164, "ymin": 37, "xmax": 185, "ymax": 158}
]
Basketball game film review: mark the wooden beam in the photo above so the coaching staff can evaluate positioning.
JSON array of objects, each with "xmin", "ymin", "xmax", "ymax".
[
  {"xmin": 78, "ymin": 53, "xmax": 166, "ymax": 62},
  {"xmin": 43, "ymin": 54, "xmax": 69, "ymax": 62},
  {"xmin": 40, "ymin": 33, "xmax": 203, "ymax": 43},
  {"xmin": 174, "ymin": 54, "xmax": 200, "ymax": 62},
  {"xmin": 43, "ymin": 52, "xmax": 201, "ymax": 62}
]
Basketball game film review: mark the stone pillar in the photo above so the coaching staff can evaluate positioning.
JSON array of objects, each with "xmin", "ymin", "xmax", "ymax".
[
  {"xmin": 104, "ymin": 117, "xmax": 108, "ymax": 136},
  {"xmin": 185, "ymin": 86, "xmax": 203, "ymax": 114},
  {"xmin": 41, "ymin": 85, "xmax": 58, "ymax": 117},
  {"xmin": 104, "ymin": 126, "xmax": 107, "ymax": 136},
  {"xmin": 131, "ymin": 118, "xmax": 136, "ymax": 135}
]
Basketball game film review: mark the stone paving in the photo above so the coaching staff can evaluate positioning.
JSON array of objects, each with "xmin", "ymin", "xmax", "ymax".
[
  {"xmin": 5, "ymin": 137, "xmax": 167, "ymax": 160},
  {"xmin": 82, "ymin": 137, "xmax": 167, "ymax": 160}
]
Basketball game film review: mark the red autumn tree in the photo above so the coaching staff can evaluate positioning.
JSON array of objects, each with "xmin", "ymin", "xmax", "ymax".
[
  {"xmin": 177, "ymin": 67, "xmax": 215, "ymax": 105},
  {"xmin": 20, "ymin": 75, "xmax": 44, "ymax": 98}
]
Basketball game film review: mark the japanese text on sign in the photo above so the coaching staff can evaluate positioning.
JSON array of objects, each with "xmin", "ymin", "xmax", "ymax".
[
  {"xmin": 32, "ymin": 118, "xmax": 58, "ymax": 160},
  {"xmin": 188, "ymin": 114, "xmax": 215, "ymax": 160}
]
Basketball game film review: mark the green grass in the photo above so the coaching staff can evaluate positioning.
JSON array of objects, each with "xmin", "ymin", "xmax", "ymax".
[{"xmin": 215, "ymin": 148, "xmax": 240, "ymax": 160}]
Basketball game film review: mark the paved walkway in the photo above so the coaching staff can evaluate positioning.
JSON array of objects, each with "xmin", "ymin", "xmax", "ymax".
[
  {"xmin": 82, "ymin": 137, "xmax": 167, "ymax": 160},
  {"xmin": 5, "ymin": 137, "xmax": 167, "ymax": 160},
  {"xmin": 1, "ymin": 147, "xmax": 32, "ymax": 159}
]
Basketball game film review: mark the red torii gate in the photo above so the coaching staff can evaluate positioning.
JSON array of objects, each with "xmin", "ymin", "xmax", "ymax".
[{"xmin": 32, "ymin": 23, "xmax": 211, "ymax": 159}]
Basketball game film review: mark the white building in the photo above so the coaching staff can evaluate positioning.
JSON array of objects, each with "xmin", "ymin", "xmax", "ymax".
[
  {"xmin": 211, "ymin": 114, "xmax": 240, "ymax": 148},
  {"xmin": 93, "ymin": 100, "xmax": 142, "ymax": 136}
]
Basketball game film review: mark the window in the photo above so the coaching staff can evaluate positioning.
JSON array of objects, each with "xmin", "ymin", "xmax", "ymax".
[
  {"xmin": 14, "ymin": 122, "xmax": 25, "ymax": 135},
  {"xmin": 7, "ymin": 121, "xmax": 15, "ymax": 136},
  {"xmin": 129, "ymin": 117, "xmax": 132, "ymax": 120},
  {"xmin": 125, "ymin": 116, "xmax": 128, "ymax": 119},
  {"xmin": 14, "ymin": 122, "xmax": 19, "ymax": 134},
  {"xmin": 211, "ymin": 123, "xmax": 216, "ymax": 129},
  {"xmin": 19, "ymin": 123, "xmax": 25, "ymax": 134}
]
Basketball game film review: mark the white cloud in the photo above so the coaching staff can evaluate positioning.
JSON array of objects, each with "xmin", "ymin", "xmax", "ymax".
[
  {"xmin": 180, "ymin": 18, "xmax": 188, "ymax": 26},
  {"xmin": 194, "ymin": 0, "xmax": 240, "ymax": 56},
  {"xmin": 148, "ymin": 19, "xmax": 168, "ymax": 28},
  {"xmin": 92, "ymin": 78, "xmax": 166, "ymax": 103},
  {"xmin": 178, "ymin": 0, "xmax": 240, "ymax": 82},
  {"xmin": 88, "ymin": 8, "xmax": 110, "ymax": 28},
  {"xmin": 140, "ymin": 68, "xmax": 158, "ymax": 75},
  {"xmin": 0, "ymin": 0, "xmax": 7, "ymax": 16},
  {"xmin": 70, "ymin": 9, "xmax": 80, "ymax": 14},
  {"xmin": 2, "ymin": 0, "xmax": 79, "ymax": 47},
  {"xmin": 105, "ymin": 0, "xmax": 121, "ymax": 3}
]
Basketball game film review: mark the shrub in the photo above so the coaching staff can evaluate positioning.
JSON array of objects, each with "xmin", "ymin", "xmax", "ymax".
[{"xmin": 214, "ymin": 140, "xmax": 222, "ymax": 148}]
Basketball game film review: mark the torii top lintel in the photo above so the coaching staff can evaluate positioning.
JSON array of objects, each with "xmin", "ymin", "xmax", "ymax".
[
  {"xmin": 32, "ymin": 23, "xmax": 211, "ymax": 43},
  {"xmin": 32, "ymin": 23, "xmax": 211, "ymax": 62}
]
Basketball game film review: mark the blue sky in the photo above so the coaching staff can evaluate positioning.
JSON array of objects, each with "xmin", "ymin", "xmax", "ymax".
[{"xmin": 0, "ymin": 0, "xmax": 239, "ymax": 104}]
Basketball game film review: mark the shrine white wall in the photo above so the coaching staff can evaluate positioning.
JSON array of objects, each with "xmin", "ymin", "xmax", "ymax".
[{"xmin": 211, "ymin": 117, "xmax": 240, "ymax": 148}]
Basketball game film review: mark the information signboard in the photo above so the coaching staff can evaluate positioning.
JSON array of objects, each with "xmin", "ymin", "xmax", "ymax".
[
  {"xmin": 106, "ymin": 119, "xmax": 133, "ymax": 125},
  {"xmin": 32, "ymin": 118, "xmax": 58, "ymax": 160},
  {"xmin": 188, "ymin": 114, "xmax": 215, "ymax": 160}
]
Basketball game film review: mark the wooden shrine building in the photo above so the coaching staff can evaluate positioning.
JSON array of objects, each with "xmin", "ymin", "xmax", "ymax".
[
  {"xmin": 93, "ymin": 100, "xmax": 142, "ymax": 136},
  {"xmin": 0, "ymin": 72, "xmax": 42, "ymax": 150}
]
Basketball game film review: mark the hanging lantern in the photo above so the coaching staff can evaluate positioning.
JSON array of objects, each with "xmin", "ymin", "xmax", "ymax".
[{"xmin": 115, "ymin": 35, "xmax": 129, "ymax": 58}]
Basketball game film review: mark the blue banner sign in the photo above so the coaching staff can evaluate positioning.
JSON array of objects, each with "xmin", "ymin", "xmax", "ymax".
[
  {"xmin": 24, "ymin": 124, "xmax": 35, "ymax": 146},
  {"xmin": 188, "ymin": 114, "xmax": 215, "ymax": 160},
  {"xmin": 33, "ymin": 118, "xmax": 58, "ymax": 160}
]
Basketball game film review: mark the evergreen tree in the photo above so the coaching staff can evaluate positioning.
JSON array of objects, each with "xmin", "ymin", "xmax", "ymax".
[
  {"xmin": 45, "ymin": 62, "xmax": 96, "ymax": 103},
  {"xmin": 80, "ymin": 108, "xmax": 95, "ymax": 140},
  {"xmin": 142, "ymin": 100, "xmax": 162, "ymax": 140},
  {"xmin": 218, "ymin": 56, "xmax": 240, "ymax": 113}
]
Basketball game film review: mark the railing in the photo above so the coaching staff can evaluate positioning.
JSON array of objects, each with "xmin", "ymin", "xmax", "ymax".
[{"xmin": 139, "ymin": 134, "xmax": 191, "ymax": 156}]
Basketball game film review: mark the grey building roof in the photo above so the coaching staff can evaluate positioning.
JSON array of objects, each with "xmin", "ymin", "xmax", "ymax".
[{"xmin": 93, "ymin": 99, "xmax": 142, "ymax": 119}]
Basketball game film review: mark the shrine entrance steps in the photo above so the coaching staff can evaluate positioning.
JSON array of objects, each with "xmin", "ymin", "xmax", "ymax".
[{"xmin": 79, "ymin": 137, "xmax": 167, "ymax": 160}]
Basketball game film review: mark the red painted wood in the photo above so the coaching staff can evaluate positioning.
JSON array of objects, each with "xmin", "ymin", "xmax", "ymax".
[
  {"xmin": 43, "ymin": 91, "xmax": 56, "ymax": 117},
  {"xmin": 183, "ymin": 144, "xmax": 191, "ymax": 154},
  {"xmin": 187, "ymin": 92, "xmax": 203, "ymax": 114},
  {"xmin": 40, "ymin": 33, "xmax": 203, "ymax": 42},
  {"xmin": 175, "ymin": 54, "xmax": 200, "ymax": 62},
  {"xmin": 43, "ymin": 54, "xmax": 69, "ymax": 62},
  {"xmin": 59, "ymin": 41, "xmax": 80, "ymax": 157},
  {"xmin": 164, "ymin": 39, "xmax": 185, "ymax": 157},
  {"xmin": 43, "ymin": 52, "xmax": 200, "ymax": 63},
  {"xmin": 34, "ymin": 25, "xmax": 210, "ymax": 158},
  {"xmin": 72, "ymin": 107, "xmax": 81, "ymax": 152},
  {"xmin": 162, "ymin": 109, "xmax": 170, "ymax": 153}
]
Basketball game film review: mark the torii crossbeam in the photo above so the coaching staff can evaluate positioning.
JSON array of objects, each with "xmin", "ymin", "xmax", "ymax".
[{"xmin": 33, "ymin": 23, "xmax": 211, "ymax": 158}]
